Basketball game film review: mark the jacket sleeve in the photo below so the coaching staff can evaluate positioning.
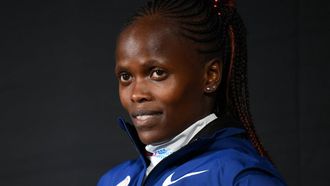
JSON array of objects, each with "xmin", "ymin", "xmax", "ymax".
[
  {"xmin": 97, "ymin": 174, "xmax": 111, "ymax": 186},
  {"xmin": 234, "ymin": 169, "xmax": 287, "ymax": 186}
]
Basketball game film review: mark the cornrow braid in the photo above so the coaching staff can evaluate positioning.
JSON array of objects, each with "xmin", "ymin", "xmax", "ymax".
[{"xmin": 129, "ymin": 0, "xmax": 271, "ymax": 160}]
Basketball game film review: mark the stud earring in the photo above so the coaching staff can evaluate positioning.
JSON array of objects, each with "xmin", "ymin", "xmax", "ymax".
[{"xmin": 205, "ymin": 86, "xmax": 217, "ymax": 93}]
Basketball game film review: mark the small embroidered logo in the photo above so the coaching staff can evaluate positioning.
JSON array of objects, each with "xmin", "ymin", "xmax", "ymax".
[{"xmin": 154, "ymin": 148, "xmax": 172, "ymax": 159}]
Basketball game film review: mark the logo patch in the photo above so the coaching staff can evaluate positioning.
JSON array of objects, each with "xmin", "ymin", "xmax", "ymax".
[
  {"xmin": 162, "ymin": 170, "xmax": 208, "ymax": 186},
  {"xmin": 116, "ymin": 176, "xmax": 130, "ymax": 186}
]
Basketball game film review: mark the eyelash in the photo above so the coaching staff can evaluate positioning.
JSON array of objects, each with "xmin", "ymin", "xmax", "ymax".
[
  {"xmin": 118, "ymin": 72, "xmax": 132, "ymax": 83},
  {"xmin": 150, "ymin": 68, "xmax": 167, "ymax": 80},
  {"xmin": 118, "ymin": 68, "xmax": 168, "ymax": 84}
]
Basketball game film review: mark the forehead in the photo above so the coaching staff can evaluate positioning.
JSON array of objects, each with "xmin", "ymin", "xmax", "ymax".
[
  {"xmin": 116, "ymin": 16, "xmax": 198, "ymax": 60},
  {"xmin": 120, "ymin": 15, "xmax": 179, "ymax": 42}
]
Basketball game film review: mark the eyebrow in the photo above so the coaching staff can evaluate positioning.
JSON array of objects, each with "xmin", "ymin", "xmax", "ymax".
[{"xmin": 115, "ymin": 59, "xmax": 165, "ymax": 73}]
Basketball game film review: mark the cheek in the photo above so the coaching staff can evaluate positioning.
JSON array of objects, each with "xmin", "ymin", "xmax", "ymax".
[
  {"xmin": 118, "ymin": 86, "xmax": 130, "ymax": 109},
  {"xmin": 156, "ymin": 79, "xmax": 202, "ymax": 110}
]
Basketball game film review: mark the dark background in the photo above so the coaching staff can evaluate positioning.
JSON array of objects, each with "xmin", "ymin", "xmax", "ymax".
[{"xmin": 1, "ymin": 0, "xmax": 329, "ymax": 185}]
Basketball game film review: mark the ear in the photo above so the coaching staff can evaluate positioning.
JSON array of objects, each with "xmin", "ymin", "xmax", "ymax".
[{"xmin": 203, "ymin": 58, "xmax": 223, "ymax": 93}]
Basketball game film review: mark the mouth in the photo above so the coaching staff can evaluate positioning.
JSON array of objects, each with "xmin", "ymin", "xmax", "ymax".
[
  {"xmin": 131, "ymin": 110, "xmax": 163, "ymax": 119},
  {"xmin": 131, "ymin": 110, "xmax": 163, "ymax": 127}
]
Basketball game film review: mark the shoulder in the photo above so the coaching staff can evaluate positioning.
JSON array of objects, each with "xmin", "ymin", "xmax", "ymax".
[
  {"xmin": 182, "ymin": 125, "xmax": 285, "ymax": 185},
  {"xmin": 200, "ymin": 134, "xmax": 286, "ymax": 185},
  {"xmin": 97, "ymin": 159, "xmax": 143, "ymax": 186},
  {"xmin": 212, "ymin": 149, "xmax": 285, "ymax": 184},
  {"xmin": 234, "ymin": 168, "xmax": 287, "ymax": 186}
]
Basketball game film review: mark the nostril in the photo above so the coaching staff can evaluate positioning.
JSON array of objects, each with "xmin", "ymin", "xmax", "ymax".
[
  {"xmin": 131, "ymin": 93, "xmax": 151, "ymax": 103},
  {"xmin": 137, "ymin": 97, "xmax": 148, "ymax": 103}
]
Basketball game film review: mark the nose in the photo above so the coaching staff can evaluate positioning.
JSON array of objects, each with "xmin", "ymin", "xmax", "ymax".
[{"xmin": 130, "ymin": 80, "xmax": 152, "ymax": 103}]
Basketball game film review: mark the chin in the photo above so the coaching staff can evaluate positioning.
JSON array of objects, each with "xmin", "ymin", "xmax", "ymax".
[{"xmin": 137, "ymin": 131, "xmax": 167, "ymax": 145}]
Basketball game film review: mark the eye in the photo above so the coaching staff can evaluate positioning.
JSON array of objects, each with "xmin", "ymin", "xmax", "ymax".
[
  {"xmin": 118, "ymin": 72, "xmax": 132, "ymax": 83},
  {"xmin": 150, "ymin": 68, "xmax": 167, "ymax": 80}
]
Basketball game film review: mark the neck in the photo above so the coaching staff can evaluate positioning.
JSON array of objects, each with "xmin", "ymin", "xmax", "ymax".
[{"xmin": 144, "ymin": 113, "xmax": 217, "ymax": 176}]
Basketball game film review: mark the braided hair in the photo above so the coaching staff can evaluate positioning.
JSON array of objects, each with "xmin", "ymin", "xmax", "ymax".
[{"xmin": 126, "ymin": 0, "xmax": 270, "ymax": 159}]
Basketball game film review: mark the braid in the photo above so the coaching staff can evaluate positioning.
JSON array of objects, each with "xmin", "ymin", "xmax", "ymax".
[
  {"xmin": 129, "ymin": 0, "xmax": 271, "ymax": 160},
  {"xmin": 228, "ymin": 12, "xmax": 271, "ymax": 159}
]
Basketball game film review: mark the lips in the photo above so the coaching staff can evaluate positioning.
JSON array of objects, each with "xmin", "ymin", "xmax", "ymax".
[
  {"xmin": 131, "ymin": 110, "xmax": 163, "ymax": 128},
  {"xmin": 136, "ymin": 115, "xmax": 154, "ymax": 120},
  {"xmin": 131, "ymin": 110, "xmax": 163, "ymax": 118}
]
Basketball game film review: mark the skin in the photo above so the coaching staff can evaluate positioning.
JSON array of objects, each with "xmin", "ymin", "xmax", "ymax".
[{"xmin": 115, "ymin": 15, "xmax": 222, "ymax": 145}]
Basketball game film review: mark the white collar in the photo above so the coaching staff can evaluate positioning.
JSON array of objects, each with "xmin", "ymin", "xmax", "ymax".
[{"xmin": 145, "ymin": 113, "xmax": 217, "ymax": 176}]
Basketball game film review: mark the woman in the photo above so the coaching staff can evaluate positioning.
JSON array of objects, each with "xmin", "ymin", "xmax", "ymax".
[{"xmin": 98, "ymin": 0, "xmax": 286, "ymax": 185}]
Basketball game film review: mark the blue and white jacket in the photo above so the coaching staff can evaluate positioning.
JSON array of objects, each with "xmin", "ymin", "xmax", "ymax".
[{"xmin": 98, "ymin": 117, "xmax": 286, "ymax": 186}]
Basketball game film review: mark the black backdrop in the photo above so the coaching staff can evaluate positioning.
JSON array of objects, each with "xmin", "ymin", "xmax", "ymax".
[{"xmin": 1, "ymin": 0, "xmax": 329, "ymax": 185}]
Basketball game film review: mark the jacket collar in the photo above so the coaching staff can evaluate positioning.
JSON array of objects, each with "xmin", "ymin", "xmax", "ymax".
[
  {"xmin": 117, "ymin": 116, "xmax": 245, "ymax": 162},
  {"xmin": 117, "ymin": 118, "xmax": 149, "ymax": 164},
  {"xmin": 191, "ymin": 116, "xmax": 244, "ymax": 142}
]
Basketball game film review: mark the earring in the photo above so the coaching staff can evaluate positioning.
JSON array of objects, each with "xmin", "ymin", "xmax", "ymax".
[{"xmin": 205, "ymin": 85, "xmax": 217, "ymax": 93}]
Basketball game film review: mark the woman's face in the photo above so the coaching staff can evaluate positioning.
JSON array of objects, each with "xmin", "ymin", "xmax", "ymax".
[{"xmin": 115, "ymin": 17, "xmax": 214, "ymax": 144}]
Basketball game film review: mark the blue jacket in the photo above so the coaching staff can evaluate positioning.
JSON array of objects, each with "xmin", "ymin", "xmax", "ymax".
[{"xmin": 98, "ymin": 118, "xmax": 286, "ymax": 186}]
